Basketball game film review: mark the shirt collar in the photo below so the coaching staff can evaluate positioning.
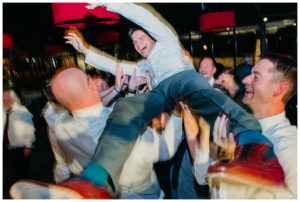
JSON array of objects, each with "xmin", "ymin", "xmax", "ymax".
[
  {"xmin": 258, "ymin": 111, "xmax": 286, "ymax": 131},
  {"xmin": 72, "ymin": 103, "xmax": 108, "ymax": 118},
  {"xmin": 208, "ymin": 77, "xmax": 215, "ymax": 86}
]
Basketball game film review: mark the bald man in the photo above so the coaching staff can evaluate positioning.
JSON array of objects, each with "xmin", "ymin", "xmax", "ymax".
[
  {"xmin": 51, "ymin": 67, "xmax": 101, "ymax": 111},
  {"xmin": 10, "ymin": 67, "xmax": 184, "ymax": 199}
]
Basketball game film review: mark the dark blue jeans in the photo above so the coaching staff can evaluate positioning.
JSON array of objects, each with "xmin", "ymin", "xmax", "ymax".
[{"xmin": 90, "ymin": 69, "xmax": 261, "ymax": 190}]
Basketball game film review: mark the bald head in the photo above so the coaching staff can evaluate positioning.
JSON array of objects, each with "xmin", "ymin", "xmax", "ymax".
[{"xmin": 51, "ymin": 67, "xmax": 101, "ymax": 111}]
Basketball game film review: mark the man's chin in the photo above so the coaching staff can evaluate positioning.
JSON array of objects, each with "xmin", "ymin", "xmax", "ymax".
[{"xmin": 242, "ymin": 98, "xmax": 250, "ymax": 105}]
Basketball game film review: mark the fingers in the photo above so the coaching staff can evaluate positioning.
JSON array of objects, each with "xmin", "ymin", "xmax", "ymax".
[
  {"xmin": 140, "ymin": 84, "xmax": 148, "ymax": 93},
  {"xmin": 218, "ymin": 114, "xmax": 227, "ymax": 139},
  {"xmin": 213, "ymin": 116, "xmax": 221, "ymax": 145},
  {"xmin": 213, "ymin": 114, "xmax": 229, "ymax": 147},
  {"xmin": 228, "ymin": 132, "xmax": 235, "ymax": 145},
  {"xmin": 64, "ymin": 33, "xmax": 84, "ymax": 51},
  {"xmin": 64, "ymin": 33, "xmax": 81, "ymax": 41},
  {"xmin": 179, "ymin": 101, "xmax": 185, "ymax": 111}
]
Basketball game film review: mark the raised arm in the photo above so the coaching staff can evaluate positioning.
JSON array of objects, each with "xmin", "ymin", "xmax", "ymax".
[
  {"xmin": 87, "ymin": 3, "xmax": 181, "ymax": 49},
  {"xmin": 64, "ymin": 29, "xmax": 143, "ymax": 76}
]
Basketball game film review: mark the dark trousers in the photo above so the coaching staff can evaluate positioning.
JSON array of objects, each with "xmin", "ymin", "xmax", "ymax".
[
  {"xmin": 90, "ymin": 69, "xmax": 262, "ymax": 190},
  {"xmin": 170, "ymin": 139, "xmax": 209, "ymax": 199}
]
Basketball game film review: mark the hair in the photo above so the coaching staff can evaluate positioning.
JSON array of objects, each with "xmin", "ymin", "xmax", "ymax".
[
  {"xmin": 128, "ymin": 26, "xmax": 156, "ymax": 41},
  {"xmin": 198, "ymin": 55, "xmax": 218, "ymax": 68},
  {"xmin": 213, "ymin": 83, "xmax": 231, "ymax": 96},
  {"xmin": 261, "ymin": 53, "xmax": 297, "ymax": 104},
  {"xmin": 221, "ymin": 67, "xmax": 241, "ymax": 87},
  {"xmin": 42, "ymin": 77, "xmax": 58, "ymax": 104},
  {"xmin": 3, "ymin": 87, "xmax": 21, "ymax": 105}
]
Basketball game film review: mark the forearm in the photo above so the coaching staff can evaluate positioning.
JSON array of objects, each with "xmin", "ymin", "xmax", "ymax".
[
  {"xmin": 193, "ymin": 148, "xmax": 211, "ymax": 185},
  {"xmin": 101, "ymin": 87, "xmax": 120, "ymax": 106},
  {"xmin": 85, "ymin": 46, "xmax": 143, "ymax": 76},
  {"xmin": 106, "ymin": 3, "xmax": 178, "ymax": 44},
  {"xmin": 85, "ymin": 46, "xmax": 119, "ymax": 75},
  {"xmin": 99, "ymin": 86, "xmax": 114, "ymax": 98}
]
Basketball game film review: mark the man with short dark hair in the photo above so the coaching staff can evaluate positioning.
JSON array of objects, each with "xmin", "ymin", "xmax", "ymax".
[
  {"xmin": 198, "ymin": 56, "xmax": 217, "ymax": 86},
  {"xmin": 205, "ymin": 54, "xmax": 297, "ymax": 198}
]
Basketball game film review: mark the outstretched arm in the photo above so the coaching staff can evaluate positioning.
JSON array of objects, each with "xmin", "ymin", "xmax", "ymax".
[
  {"xmin": 181, "ymin": 103, "xmax": 211, "ymax": 185},
  {"xmin": 64, "ymin": 28, "xmax": 90, "ymax": 54},
  {"xmin": 100, "ymin": 66, "xmax": 125, "ymax": 106},
  {"xmin": 87, "ymin": 3, "xmax": 181, "ymax": 49},
  {"xmin": 64, "ymin": 29, "xmax": 143, "ymax": 77}
]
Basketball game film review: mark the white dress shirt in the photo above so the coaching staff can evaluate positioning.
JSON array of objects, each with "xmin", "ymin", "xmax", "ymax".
[
  {"xmin": 3, "ymin": 102, "xmax": 35, "ymax": 148},
  {"xmin": 193, "ymin": 111, "xmax": 297, "ymax": 199},
  {"xmin": 43, "ymin": 102, "xmax": 182, "ymax": 198},
  {"xmin": 258, "ymin": 112, "xmax": 297, "ymax": 198},
  {"xmin": 208, "ymin": 77, "xmax": 215, "ymax": 86}
]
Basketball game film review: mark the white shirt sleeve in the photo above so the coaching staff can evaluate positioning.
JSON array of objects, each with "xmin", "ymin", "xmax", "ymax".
[
  {"xmin": 85, "ymin": 46, "xmax": 144, "ymax": 77},
  {"xmin": 48, "ymin": 126, "xmax": 71, "ymax": 183},
  {"xmin": 193, "ymin": 147, "xmax": 211, "ymax": 185},
  {"xmin": 20, "ymin": 112, "xmax": 36, "ymax": 148},
  {"xmin": 131, "ymin": 115, "xmax": 182, "ymax": 165},
  {"xmin": 9, "ymin": 105, "xmax": 36, "ymax": 148},
  {"xmin": 106, "ymin": 3, "xmax": 180, "ymax": 47}
]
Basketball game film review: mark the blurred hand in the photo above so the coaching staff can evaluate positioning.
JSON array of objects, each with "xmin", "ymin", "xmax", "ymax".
[
  {"xmin": 181, "ymin": 102, "xmax": 210, "ymax": 159},
  {"xmin": 64, "ymin": 33, "xmax": 89, "ymax": 55},
  {"xmin": 115, "ymin": 65, "xmax": 126, "ymax": 92},
  {"xmin": 159, "ymin": 112, "xmax": 169, "ymax": 130},
  {"xmin": 180, "ymin": 102, "xmax": 198, "ymax": 141},
  {"xmin": 136, "ymin": 84, "xmax": 148, "ymax": 94},
  {"xmin": 213, "ymin": 114, "xmax": 236, "ymax": 162},
  {"xmin": 128, "ymin": 68, "xmax": 147, "ymax": 90},
  {"xmin": 145, "ymin": 72, "xmax": 153, "ymax": 91},
  {"xmin": 172, "ymin": 102, "xmax": 183, "ymax": 117}
]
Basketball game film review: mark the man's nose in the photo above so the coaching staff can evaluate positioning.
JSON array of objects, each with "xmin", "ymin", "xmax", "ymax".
[{"xmin": 242, "ymin": 75, "xmax": 252, "ymax": 84}]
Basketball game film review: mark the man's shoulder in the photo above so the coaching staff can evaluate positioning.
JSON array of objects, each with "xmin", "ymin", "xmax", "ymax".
[{"xmin": 12, "ymin": 104, "xmax": 32, "ymax": 117}]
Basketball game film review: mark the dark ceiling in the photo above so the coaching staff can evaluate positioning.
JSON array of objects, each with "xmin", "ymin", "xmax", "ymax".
[{"xmin": 3, "ymin": 2, "xmax": 297, "ymax": 53}]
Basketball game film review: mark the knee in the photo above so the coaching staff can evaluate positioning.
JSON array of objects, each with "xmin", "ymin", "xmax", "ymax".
[{"xmin": 114, "ymin": 98, "xmax": 132, "ymax": 110}]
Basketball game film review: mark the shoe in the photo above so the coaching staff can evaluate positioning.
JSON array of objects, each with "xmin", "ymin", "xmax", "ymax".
[
  {"xmin": 207, "ymin": 143, "xmax": 285, "ymax": 191},
  {"xmin": 10, "ymin": 176, "xmax": 113, "ymax": 199}
]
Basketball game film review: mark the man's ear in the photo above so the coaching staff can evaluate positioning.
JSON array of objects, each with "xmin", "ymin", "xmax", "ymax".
[
  {"xmin": 273, "ymin": 80, "xmax": 288, "ymax": 96},
  {"xmin": 87, "ymin": 77, "xmax": 97, "ymax": 92},
  {"xmin": 213, "ymin": 66, "xmax": 217, "ymax": 74}
]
